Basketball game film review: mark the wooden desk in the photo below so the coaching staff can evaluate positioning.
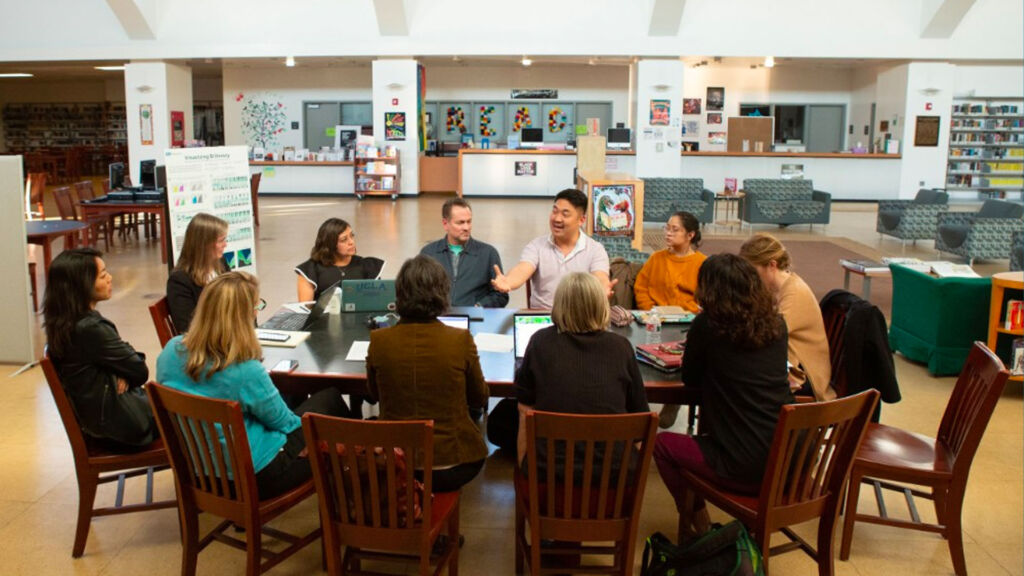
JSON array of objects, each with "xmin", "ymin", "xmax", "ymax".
[
  {"xmin": 80, "ymin": 198, "xmax": 168, "ymax": 263},
  {"xmin": 987, "ymin": 271, "xmax": 1024, "ymax": 382},
  {"xmin": 262, "ymin": 307, "xmax": 695, "ymax": 406},
  {"xmin": 25, "ymin": 220, "xmax": 88, "ymax": 273}
]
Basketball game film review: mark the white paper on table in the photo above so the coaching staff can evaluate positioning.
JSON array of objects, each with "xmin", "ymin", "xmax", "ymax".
[
  {"xmin": 345, "ymin": 341, "xmax": 370, "ymax": 361},
  {"xmin": 474, "ymin": 333, "xmax": 513, "ymax": 353}
]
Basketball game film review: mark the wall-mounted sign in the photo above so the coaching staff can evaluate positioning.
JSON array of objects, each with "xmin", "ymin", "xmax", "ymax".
[
  {"xmin": 514, "ymin": 161, "xmax": 536, "ymax": 176},
  {"xmin": 914, "ymin": 116, "xmax": 940, "ymax": 147},
  {"xmin": 139, "ymin": 104, "xmax": 154, "ymax": 146},
  {"xmin": 511, "ymin": 89, "xmax": 557, "ymax": 99}
]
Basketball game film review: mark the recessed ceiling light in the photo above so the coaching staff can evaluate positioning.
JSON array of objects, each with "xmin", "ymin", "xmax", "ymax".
[
  {"xmin": 285, "ymin": 56, "xmax": 296, "ymax": 67},
  {"xmin": 94, "ymin": 66, "xmax": 125, "ymax": 71},
  {"xmin": 521, "ymin": 56, "xmax": 532, "ymax": 67},
  {"xmin": 0, "ymin": 73, "xmax": 33, "ymax": 78}
]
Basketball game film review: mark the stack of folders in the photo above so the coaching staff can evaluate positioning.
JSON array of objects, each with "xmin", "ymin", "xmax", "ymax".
[
  {"xmin": 635, "ymin": 340, "xmax": 686, "ymax": 372},
  {"xmin": 839, "ymin": 259, "xmax": 888, "ymax": 274}
]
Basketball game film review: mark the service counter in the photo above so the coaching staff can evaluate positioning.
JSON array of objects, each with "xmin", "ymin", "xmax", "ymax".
[
  {"xmin": 458, "ymin": 149, "xmax": 902, "ymax": 200},
  {"xmin": 250, "ymin": 161, "xmax": 355, "ymax": 195}
]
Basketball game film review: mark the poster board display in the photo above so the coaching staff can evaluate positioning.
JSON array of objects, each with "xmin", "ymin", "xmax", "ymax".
[
  {"xmin": 0, "ymin": 156, "xmax": 35, "ymax": 364},
  {"xmin": 592, "ymin": 185, "xmax": 636, "ymax": 237},
  {"xmin": 727, "ymin": 117, "xmax": 773, "ymax": 153},
  {"xmin": 164, "ymin": 146, "xmax": 256, "ymax": 273}
]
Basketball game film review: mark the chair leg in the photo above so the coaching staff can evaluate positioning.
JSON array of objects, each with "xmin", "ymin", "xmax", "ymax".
[
  {"xmin": 71, "ymin": 474, "xmax": 98, "ymax": 557},
  {"xmin": 245, "ymin": 520, "xmax": 261, "ymax": 576},
  {"xmin": 448, "ymin": 500, "xmax": 460, "ymax": 576},
  {"xmin": 941, "ymin": 487, "xmax": 968, "ymax": 576},
  {"xmin": 180, "ymin": 510, "xmax": 200, "ymax": 576},
  {"xmin": 514, "ymin": 499, "xmax": 524, "ymax": 574},
  {"xmin": 817, "ymin": 505, "xmax": 840, "ymax": 576},
  {"xmin": 839, "ymin": 469, "xmax": 865, "ymax": 560}
]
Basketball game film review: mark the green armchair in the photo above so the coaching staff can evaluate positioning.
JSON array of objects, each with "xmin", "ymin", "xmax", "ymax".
[{"xmin": 888, "ymin": 264, "xmax": 991, "ymax": 376}]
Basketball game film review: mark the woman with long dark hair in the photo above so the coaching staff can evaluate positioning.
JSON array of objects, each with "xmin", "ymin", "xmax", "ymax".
[
  {"xmin": 653, "ymin": 254, "xmax": 793, "ymax": 538},
  {"xmin": 166, "ymin": 212, "xmax": 229, "ymax": 333},
  {"xmin": 44, "ymin": 247, "xmax": 156, "ymax": 450},
  {"xmin": 295, "ymin": 218, "xmax": 384, "ymax": 301}
]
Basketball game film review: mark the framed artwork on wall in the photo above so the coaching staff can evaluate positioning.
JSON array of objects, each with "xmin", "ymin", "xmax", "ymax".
[
  {"xmin": 706, "ymin": 87, "xmax": 724, "ymax": 111},
  {"xmin": 385, "ymin": 112, "xmax": 406, "ymax": 141}
]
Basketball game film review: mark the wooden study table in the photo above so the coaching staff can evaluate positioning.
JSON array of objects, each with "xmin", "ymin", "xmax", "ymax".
[
  {"xmin": 262, "ymin": 307, "xmax": 695, "ymax": 406},
  {"xmin": 25, "ymin": 219, "xmax": 88, "ymax": 273},
  {"xmin": 80, "ymin": 197, "xmax": 168, "ymax": 263}
]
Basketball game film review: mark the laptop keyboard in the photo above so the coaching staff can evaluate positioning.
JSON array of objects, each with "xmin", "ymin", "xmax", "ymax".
[{"xmin": 260, "ymin": 312, "xmax": 307, "ymax": 331}]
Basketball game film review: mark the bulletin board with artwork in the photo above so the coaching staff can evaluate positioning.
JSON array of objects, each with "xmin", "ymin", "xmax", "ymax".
[
  {"xmin": 439, "ymin": 102, "xmax": 471, "ymax": 143},
  {"xmin": 542, "ymin": 103, "xmax": 574, "ymax": 143},
  {"xmin": 508, "ymin": 103, "xmax": 540, "ymax": 135},
  {"xmin": 475, "ymin": 102, "xmax": 506, "ymax": 141},
  {"xmin": 727, "ymin": 117, "xmax": 774, "ymax": 153}
]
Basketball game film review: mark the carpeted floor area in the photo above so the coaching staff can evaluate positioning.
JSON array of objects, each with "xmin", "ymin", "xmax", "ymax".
[{"xmin": 642, "ymin": 231, "xmax": 894, "ymax": 316}]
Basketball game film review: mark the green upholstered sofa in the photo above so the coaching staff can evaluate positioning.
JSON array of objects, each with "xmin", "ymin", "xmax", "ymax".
[
  {"xmin": 888, "ymin": 264, "xmax": 991, "ymax": 376},
  {"xmin": 740, "ymin": 178, "xmax": 831, "ymax": 227},
  {"xmin": 641, "ymin": 178, "xmax": 715, "ymax": 224}
]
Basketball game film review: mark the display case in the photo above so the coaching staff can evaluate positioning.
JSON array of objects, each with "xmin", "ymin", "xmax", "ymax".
[
  {"xmin": 946, "ymin": 98, "xmax": 1024, "ymax": 199},
  {"xmin": 353, "ymin": 150, "xmax": 400, "ymax": 200}
]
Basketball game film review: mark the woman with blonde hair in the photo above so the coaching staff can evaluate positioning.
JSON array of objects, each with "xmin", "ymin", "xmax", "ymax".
[
  {"xmin": 514, "ymin": 272, "xmax": 649, "ymax": 461},
  {"xmin": 739, "ymin": 233, "xmax": 835, "ymax": 401},
  {"xmin": 157, "ymin": 271, "xmax": 348, "ymax": 499},
  {"xmin": 295, "ymin": 218, "xmax": 384, "ymax": 301},
  {"xmin": 166, "ymin": 212, "xmax": 229, "ymax": 333}
]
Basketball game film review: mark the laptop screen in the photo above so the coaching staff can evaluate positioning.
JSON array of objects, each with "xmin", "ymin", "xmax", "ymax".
[
  {"xmin": 513, "ymin": 313, "xmax": 553, "ymax": 358},
  {"xmin": 438, "ymin": 315, "xmax": 470, "ymax": 330}
]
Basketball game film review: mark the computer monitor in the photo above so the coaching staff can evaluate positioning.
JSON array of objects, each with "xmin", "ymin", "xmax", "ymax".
[
  {"xmin": 333, "ymin": 124, "xmax": 361, "ymax": 149},
  {"xmin": 607, "ymin": 128, "xmax": 632, "ymax": 149},
  {"xmin": 139, "ymin": 160, "xmax": 156, "ymax": 190},
  {"xmin": 108, "ymin": 162, "xmax": 125, "ymax": 190},
  {"xmin": 520, "ymin": 128, "xmax": 543, "ymax": 148}
]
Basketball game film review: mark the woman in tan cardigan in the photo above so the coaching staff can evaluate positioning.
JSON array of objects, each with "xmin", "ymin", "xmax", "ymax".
[
  {"xmin": 740, "ymin": 234, "xmax": 836, "ymax": 401},
  {"xmin": 366, "ymin": 255, "xmax": 489, "ymax": 492}
]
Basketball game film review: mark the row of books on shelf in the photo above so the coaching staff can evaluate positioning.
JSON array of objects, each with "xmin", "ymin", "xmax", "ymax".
[
  {"xmin": 953, "ymin": 104, "xmax": 1021, "ymax": 116},
  {"xmin": 947, "ymin": 175, "xmax": 1024, "ymax": 187},
  {"xmin": 356, "ymin": 177, "xmax": 396, "ymax": 191},
  {"xmin": 949, "ymin": 148, "xmax": 1024, "ymax": 159},
  {"xmin": 355, "ymin": 143, "xmax": 399, "ymax": 159},
  {"xmin": 949, "ymin": 161, "xmax": 1024, "ymax": 173},
  {"xmin": 950, "ymin": 134, "xmax": 1024, "ymax": 144},
  {"xmin": 840, "ymin": 258, "xmax": 981, "ymax": 278},
  {"xmin": 360, "ymin": 161, "xmax": 398, "ymax": 175},
  {"xmin": 1011, "ymin": 339, "xmax": 1023, "ymax": 376},
  {"xmin": 952, "ymin": 118, "xmax": 1024, "ymax": 130}
]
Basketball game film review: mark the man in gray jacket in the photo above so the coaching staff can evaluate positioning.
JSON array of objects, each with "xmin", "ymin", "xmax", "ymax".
[{"xmin": 420, "ymin": 198, "xmax": 509, "ymax": 308}]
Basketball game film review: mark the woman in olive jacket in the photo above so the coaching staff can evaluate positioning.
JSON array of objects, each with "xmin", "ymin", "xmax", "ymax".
[{"xmin": 44, "ymin": 248, "xmax": 156, "ymax": 450}]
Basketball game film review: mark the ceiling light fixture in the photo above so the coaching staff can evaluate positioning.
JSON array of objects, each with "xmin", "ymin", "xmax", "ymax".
[
  {"xmin": 94, "ymin": 66, "xmax": 125, "ymax": 71},
  {"xmin": 763, "ymin": 56, "xmax": 775, "ymax": 68},
  {"xmin": 0, "ymin": 73, "xmax": 33, "ymax": 78},
  {"xmin": 588, "ymin": 58, "xmax": 597, "ymax": 66},
  {"xmin": 285, "ymin": 56, "xmax": 296, "ymax": 67},
  {"xmin": 521, "ymin": 56, "xmax": 532, "ymax": 67}
]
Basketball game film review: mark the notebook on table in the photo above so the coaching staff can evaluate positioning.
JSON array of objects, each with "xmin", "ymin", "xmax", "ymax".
[
  {"xmin": 259, "ymin": 281, "xmax": 338, "ymax": 332},
  {"xmin": 341, "ymin": 279, "xmax": 397, "ymax": 312},
  {"xmin": 513, "ymin": 312, "xmax": 554, "ymax": 370},
  {"xmin": 632, "ymin": 306, "xmax": 696, "ymax": 325},
  {"xmin": 635, "ymin": 340, "xmax": 686, "ymax": 372}
]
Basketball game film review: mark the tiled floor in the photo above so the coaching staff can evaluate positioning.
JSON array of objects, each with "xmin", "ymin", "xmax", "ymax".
[{"xmin": 4, "ymin": 193, "xmax": 1021, "ymax": 575}]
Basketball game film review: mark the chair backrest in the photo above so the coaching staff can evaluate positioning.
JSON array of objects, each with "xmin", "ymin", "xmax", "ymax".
[
  {"xmin": 977, "ymin": 199, "xmax": 1024, "ymax": 219},
  {"xmin": 821, "ymin": 296, "xmax": 849, "ymax": 398},
  {"xmin": 936, "ymin": 342, "xmax": 1009, "ymax": 480},
  {"xmin": 757, "ymin": 390, "xmax": 878, "ymax": 528},
  {"xmin": 913, "ymin": 188, "xmax": 948, "ymax": 204},
  {"xmin": 147, "ymin": 382, "xmax": 259, "ymax": 521},
  {"xmin": 523, "ymin": 411, "xmax": 658, "ymax": 541},
  {"xmin": 149, "ymin": 297, "xmax": 178, "ymax": 348},
  {"xmin": 250, "ymin": 172, "xmax": 262, "ymax": 195},
  {"xmin": 40, "ymin": 354, "xmax": 94, "ymax": 465},
  {"xmin": 302, "ymin": 414, "xmax": 435, "ymax": 548},
  {"xmin": 73, "ymin": 180, "xmax": 97, "ymax": 202},
  {"xmin": 27, "ymin": 172, "xmax": 47, "ymax": 217},
  {"xmin": 53, "ymin": 186, "xmax": 79, "ymax": 221}
]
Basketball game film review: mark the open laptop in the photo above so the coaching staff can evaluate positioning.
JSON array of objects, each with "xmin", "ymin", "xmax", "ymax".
[
  {"xmin": 513, "ymin": 312, "xmax": 554, "ymax": 369},
  {"xmin": 438, "ymin": 314, "xmax": 471, "ymax": 330},
  {"xmin": 341, "ymin": 279, "xmax": 397, "ymax": 312},
  {"xmin": 258, "ymin": 281, "xmax": 339, "ymax": 332}
]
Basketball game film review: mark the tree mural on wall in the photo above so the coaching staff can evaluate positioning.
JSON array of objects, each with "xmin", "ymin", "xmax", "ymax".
[{"xmin": 237, "ymin": 92, "xmax": 287, "ymax": 149}]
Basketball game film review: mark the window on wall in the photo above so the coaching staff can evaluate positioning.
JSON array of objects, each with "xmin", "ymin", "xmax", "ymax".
[
  {"xmin": 738, "ymin": 103, "xmax": 846, "ymax": 152},
  {"xmin": 774, "ymin": 105, "xmax": 805, "ymax": 143},
  {"xmin": 302, "ymin": 101, "xmax": 372, "ymax": 149}
]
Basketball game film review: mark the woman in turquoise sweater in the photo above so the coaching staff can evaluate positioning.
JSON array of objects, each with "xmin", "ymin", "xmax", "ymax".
[{"xmin": 157, "ymin": 271, "xmax": 348, "ymax": 498}]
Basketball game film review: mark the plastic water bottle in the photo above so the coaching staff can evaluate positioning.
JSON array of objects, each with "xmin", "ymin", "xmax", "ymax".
[{"xmin": 645, "ymin": 312, "xmax": 662, "ymax": 345}]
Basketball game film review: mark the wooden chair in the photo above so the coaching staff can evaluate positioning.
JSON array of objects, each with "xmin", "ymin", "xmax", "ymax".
[
  {"xmin": 515, "ymin": 411, "xmax": 658, "ymax": 575},
  {"xmin": 149, "ymin": 297, "xmax": 178, "ymax": 348},
  {"xmin": 250, "ymin": 172, "xmax": 262, "ymax": 227},
  {"xmin": 53, "ymin": 186, "xmax": 110, "ymax": 251},
  {"xmin": 840, "ymin": 342, "xmax": 1009, "ymax": 576},
  {"xmin": 674, "ymin": 390, "xmax": 879, "ymax": 576},
  {"xmin": 39, "ymin": 355, "xmax": 175, "ymax": 558},
  {"xmin": 26, "ymin": 171, "xmax": 47, "ymax": 219},
  {"xmin": 146, "ymin": 382, "xmax": 321, "ymax": 575},
  {"xmin": 302, "ymin": 414, "xmax": 461, "ymax": 576}
]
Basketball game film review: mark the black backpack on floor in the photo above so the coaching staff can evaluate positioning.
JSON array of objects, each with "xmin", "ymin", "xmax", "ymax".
[{"xmin": 640, "ymin": 521, "xmax": 764, "ymax": 576}]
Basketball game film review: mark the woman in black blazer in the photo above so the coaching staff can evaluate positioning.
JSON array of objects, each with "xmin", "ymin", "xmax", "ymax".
[
  {"xmin": 166, "ymin": 213, "xmax": 228, "ymax": 333},
  {"xmin": 44, "ymin": 248, "xmax": 156, "ymax": 451}
]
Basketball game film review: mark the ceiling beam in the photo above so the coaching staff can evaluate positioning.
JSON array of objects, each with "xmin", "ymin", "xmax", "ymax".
[
  {"xmin": 373, "ymin": 0, "xmax": 409, "ymax": 36},
  {"xmin": 648, "ymin": 0, "xmax": 686, "ymax": 37},
  {"xmin": 920, "ymin": 0, "xmax": 976, "ymax": 38},
  {"xmin": 105, "ymin": 0, "xmax": 158, "ymax": 40}
]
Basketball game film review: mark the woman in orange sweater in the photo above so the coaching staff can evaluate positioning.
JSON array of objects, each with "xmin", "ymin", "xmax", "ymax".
[{"xmin": 634, "ymin": 211, "xmax": 707, "ymax": 312}]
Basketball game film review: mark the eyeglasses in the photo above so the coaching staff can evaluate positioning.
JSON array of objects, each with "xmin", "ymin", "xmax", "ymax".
[
  {"xmin": 255, "ymin": 298, "xmax": 267, "ymax": 312},
  {"xmin": 663, "ymin": 226, "xmax": 686, "ymax": 234}
]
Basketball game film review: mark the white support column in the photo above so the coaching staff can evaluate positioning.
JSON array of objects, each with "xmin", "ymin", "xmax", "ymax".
[
  {"xmin": 372, "ymin": 59, "xmax": 420, "ymax": 195},
  {"xmin": 124, "ymin": 62, "xmax": 193, "ymax": 183},
  {"xmin": 634, "ymin": 59, "xmax": 684, "ymax": 178}
]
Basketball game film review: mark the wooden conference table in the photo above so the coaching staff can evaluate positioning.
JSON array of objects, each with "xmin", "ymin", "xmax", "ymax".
[
  {"xmin": 262, "ymin": 307, "xmax": 696, "ymax": 406},
  {"xmin": 25, "ymin": 219, "xmax": 88, "ymax": 273},
  {"xmin": 80, "ymin": 197, "xmax": 168, "ymax": 263}
]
